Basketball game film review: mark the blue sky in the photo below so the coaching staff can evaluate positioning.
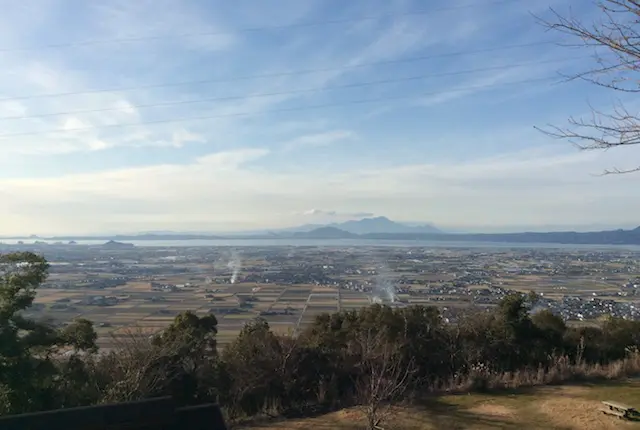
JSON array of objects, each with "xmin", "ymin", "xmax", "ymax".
[{"xmin": 0, "ymin": 0, "xmax": 638, "ymax": 235}]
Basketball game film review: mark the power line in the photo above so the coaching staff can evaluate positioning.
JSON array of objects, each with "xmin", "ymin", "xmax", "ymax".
[
  {"xmin": 0, "ymin": 0, "xmax": 527, "ymax": 52},
  {"xmin": 0, "ymin": 76, "xmax": 561, "ymax": 139},
  {"xmin": 0, "ymin": 41, "xmax": 558, "ymax": 102},
  {"xmin": 0, "ymin": 56, "xmax": 582, "ymax": 122}
]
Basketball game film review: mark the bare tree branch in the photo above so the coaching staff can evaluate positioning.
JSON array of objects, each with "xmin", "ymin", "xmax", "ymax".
[
  {"xmin": 602, "ymin": 165, "xmax": 640, "ymax": 174},
  {"xmin": 352, "ymin": 328, "xmax": 416, "ymax": 430},
  {"xmin": 100, "ymin": 327, "xmax": 181, "ymax": 403},
  {"xmin": 536, "ymin": 0, "xmax": 640, "ymax": 174}
]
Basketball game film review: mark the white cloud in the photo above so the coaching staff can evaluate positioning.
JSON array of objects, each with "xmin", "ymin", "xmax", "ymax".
[
  {"xmin": 300, "ymin": 209, "xmax": 374, "ymax": 218},
  {"xmin": 0, "ymin": 0, "xmax": 632, "ymax": 237},
  {"xmin": 172, "ymin": 129, "xmax": 205, "ymax": 147},
  {"xmin": 88, "ymin": 0, "xmax": 238, "ymax": 53},
  {"xmin": 62, "ymin": 116, "xmax": 89, "ymax": 131},
  {"xmin": 113, "ymin": 100, "xmax": 138, "ymax": 116},
  {"xmin": 283, "ymin": 130, "xmax": 356, "ymax": 151},
  {"xmin": 194, "ymin": 148, "xmax": 268, "ymax": 168},
  {"xmin": 302, "ymin": 209, "xmax": 336, "ymax": 216},
  {"xmin": 0, "ymin": 0, "xmax": 241, "ymax": 157},
  {"xmin": 22, "ymin": 61, "xmax": 63, "ymax": 92},
  {"xmin": 0, "ymin": 0, "xmax": 497, "ymax": 159},
  {"xmin": 417, "ymin": 55, "xmax": 575, "ymax": 108},
  {"xmin": 0, "ymin": 101, "xmax": 27, "ymax": 116},
  {"xmin": 1, "ymin": 144, "xmax": 639, "ymax": 235},
  {"xmin": 0, "ymin": 59, "xmax": 210, "ymax": 155}
]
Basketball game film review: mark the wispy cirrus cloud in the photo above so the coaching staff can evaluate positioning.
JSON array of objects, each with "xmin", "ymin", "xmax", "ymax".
[
  {"xmin": 1, "ymin": 138, "xmax": 638, "ymax": 235},
  {"xmin": 0, "ymin": 0, "xmax": 441, "ymax": 158},
  {"xmin": 283, "ymin": 130, "xmax": 356, "ymax": 151},
  {"xmin": 0, "ymin": 0, "xmax": 498, "ymax": 159},
  {"xmin": 1, "ymin": 0, "xmax": 635, "ymax": 235}
]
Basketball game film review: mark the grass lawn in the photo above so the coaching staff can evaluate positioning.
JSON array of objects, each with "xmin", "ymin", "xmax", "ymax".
[{"xmin": 239, "ymin": 379, "xmax": 640, "ymax": 429}]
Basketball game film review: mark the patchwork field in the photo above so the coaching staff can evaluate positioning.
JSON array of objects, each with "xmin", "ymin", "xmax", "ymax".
[
  {"xmin": 23, "ymin": 246, "xmax": 639, "ymax": 350},
  {"xmin": 241, "ymin": 379, "xmax": 640, "ymax": 430},
  {"xmin": 503, "ymin": 274, "xmax": 627, "ymax": 297},
  {"xmin": 29, "ymin": 281, "xmax": 387, "ymax": 349}
]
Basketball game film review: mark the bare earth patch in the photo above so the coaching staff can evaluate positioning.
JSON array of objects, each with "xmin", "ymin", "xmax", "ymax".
[
  {"xmin": 554, "ymin": 385, "xmax": 591, "ymax": 396},
  {"xmin": 468, "ymin": 403, "xmax": 516, "ymax": 419},
  {"xmin": 335, "ymin": 408, "xmax": 363, "ymax": 421}
]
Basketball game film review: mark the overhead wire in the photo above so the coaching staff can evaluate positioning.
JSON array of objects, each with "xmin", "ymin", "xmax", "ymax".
[
  {"xmin": 0, "ymin": 41, "xmax": 561, "ymax": 102},
  {"xmin": 0, "ymin": 0, "xmax": 570, "ymax": 138},
  {"xmin": 0, "ymin": 56, "xmax": 582, "ymax": 122},
  {"xmin": 0, "ymin": 0, "xmax": 528, "ymax": 52},
  {"xmin": 0, "ymin": 76, "xmax": 563, "ymax": 138}
]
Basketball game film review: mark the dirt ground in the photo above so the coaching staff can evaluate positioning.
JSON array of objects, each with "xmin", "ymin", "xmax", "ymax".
[{"xmin": 239, "ymin": 379, "xmax": 640, "ymax": 429}]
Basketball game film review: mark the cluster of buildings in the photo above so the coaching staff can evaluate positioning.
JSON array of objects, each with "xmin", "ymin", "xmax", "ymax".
[
  {"xmin": 150, "ymin": 282, "xmax": 193, "ymax": 292},
  {"xmin": 42, "ymin": 276, "xmax": 129, "ymax": 290},
  {"xmin": 80, "ymin": 295, "xmax": 120, "ymax": 306},
  {"xmin": 6, "ymin": 241, "xmax": 640, "ymax": 324}
]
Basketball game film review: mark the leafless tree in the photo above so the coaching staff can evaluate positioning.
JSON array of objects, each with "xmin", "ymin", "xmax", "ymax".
[
  {"xmin": 99, "ymin": 327, "xmax": 180, "ymax": 403},
  {"xmin": 537, "ymin": 0, "xmax": 640, "ymax": 174},
  {"xmin": 352, "ymin": 329, "xmax": 416, "ymax": 430}
]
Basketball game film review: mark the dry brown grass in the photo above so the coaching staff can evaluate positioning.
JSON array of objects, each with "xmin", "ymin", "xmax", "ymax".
[
  {"xmin": 437, "ymin": 351, "xmax": 640, "ymax": 394},
  {"xmin": 536, "ymin": 396, "xmax": 634, "ymax": 430},
  {"xmin": 239, "ymin": 381, "xmax": 640, "ymax": 429},
  {"xmin": 237, "ymin": 352, "xmax": 640, "ymax": 430},
  {"xmin": 467, "ymin": 403, "xmax": 515, "ymax": 419}
]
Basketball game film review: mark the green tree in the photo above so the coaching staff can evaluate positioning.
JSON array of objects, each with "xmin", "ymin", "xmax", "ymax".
[
  {"xmin": 153, "ymin": 310, "xmax": 218, "ymax": 352},
  {"xmin": 398, "ymin": 305, "xmax": 448, "ymax": 384},
  {"xmin": 61, "ymin": 319, "xmax": 98, "ymax": 353},
  {"xmin": 531, "ymin": 309, "xmax": 566, "ymax": 334},
  {"xmin": 0, "ymin": 252, "xmax": 98, "ymax": 415},
  {"xmin": 101, "ymin": 312, "xmax": 219, "ymax": 405},
  {"xmin": 153, "ymin": 311, "xmax": 219, "ymax": 405},
  {"xmin": 600, "ymin": 316, "xmax": 640, "ymax": 360},
  {"xmin": 221, "ymin": 318, "xmax": 284, "ymax": 416}
]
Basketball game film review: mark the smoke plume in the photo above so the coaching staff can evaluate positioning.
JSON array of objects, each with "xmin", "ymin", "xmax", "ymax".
[
  {"xmin": 227, "ymin": 252, "xmax": 242, "ymax": 284},
  {"xmin": 372, "ymin": 263, "xmax": 396, "ymax": 303}
]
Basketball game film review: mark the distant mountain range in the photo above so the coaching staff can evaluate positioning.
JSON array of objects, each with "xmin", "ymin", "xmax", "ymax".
[
  {"xmin": 281, "ymin": 216, "xmax": 442, "ymax": 235},
  {"xmin": 5, "ymin": 217, "xmax": 640, "ymax": 245},
  {"xmin": 293, "ymin": 227, "xmax": 358, "ymax": 239},
  {"xmin": 291, "ymin": 226, "xmax": 640, "ymax": 245}
]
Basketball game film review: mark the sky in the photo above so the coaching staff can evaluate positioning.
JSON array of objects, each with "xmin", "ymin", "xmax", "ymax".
[{"xmin": 0, "ymin": 0, "xmax": 638, "ymax": 236}]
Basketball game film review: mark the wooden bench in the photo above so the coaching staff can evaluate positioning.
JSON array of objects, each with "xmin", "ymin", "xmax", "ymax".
[{"xmin": 601, "ymin": 400, "xmax": 639, "ymax": 420}]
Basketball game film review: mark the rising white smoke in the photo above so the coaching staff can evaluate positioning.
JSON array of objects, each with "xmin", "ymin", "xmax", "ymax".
[
  {"xmin": 227, "ymin": 252, "xmax": 242, "ymax": 284},
  {"xmin": 529, "ymin": 304, "xmax": 547, "ymax": 315},
  {"xmin": 372, "ymin": 263, "xmax": 397, "ymax": 303}
]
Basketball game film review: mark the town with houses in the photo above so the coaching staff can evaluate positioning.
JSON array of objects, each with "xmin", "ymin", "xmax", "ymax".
[{"xmin": 1, "ymin": 241, "xmax": 638, "ymax": 348}]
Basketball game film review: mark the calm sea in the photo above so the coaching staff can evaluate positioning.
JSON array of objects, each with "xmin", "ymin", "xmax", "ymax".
[{"xmin": 2, "ymin": 238, "xmax": 640, "ymax": 251}]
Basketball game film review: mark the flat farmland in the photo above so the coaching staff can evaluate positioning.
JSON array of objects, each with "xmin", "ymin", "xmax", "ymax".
[
  {"xmin": 28, "ymin": 281, "xmax": 413, "ymax": 350},
  {"xmin": 16, "ymin": 244, "xmax": 637, "ymax": 352},
  {"xmin": 0, "ymin": 242, "xmax": 640, "ymax": 356},
  {"xmin": 503, "ymin": 274, "xmax": 625, "ymax": 297}
]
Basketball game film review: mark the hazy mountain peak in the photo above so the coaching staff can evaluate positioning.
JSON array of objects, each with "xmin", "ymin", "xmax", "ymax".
[
  {"xmin": 314, "ymin": 216, "xmax": 442, "ymax": 235},
  {"xmin": 293, "ymin": 226, "xmax": 355, "ymax": 239},
  {"xmin": 370, "ymin": 216, "xmax": 391, "ymax": 221}
]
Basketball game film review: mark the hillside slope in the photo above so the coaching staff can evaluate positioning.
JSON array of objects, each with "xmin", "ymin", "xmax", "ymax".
[{"xmin": 242, "ymin": 379, "xmax": 640, "ymax": 430}]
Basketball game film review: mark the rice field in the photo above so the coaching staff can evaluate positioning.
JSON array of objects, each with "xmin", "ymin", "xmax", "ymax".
[{"xmin": 28, "ymin": 281, "xmax": 402, "ymax": 349}]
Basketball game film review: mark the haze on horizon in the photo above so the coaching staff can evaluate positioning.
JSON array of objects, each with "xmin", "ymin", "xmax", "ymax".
[{"xmin": 1, "ymin": 0, "xmax": 639, "ymax": 237}]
